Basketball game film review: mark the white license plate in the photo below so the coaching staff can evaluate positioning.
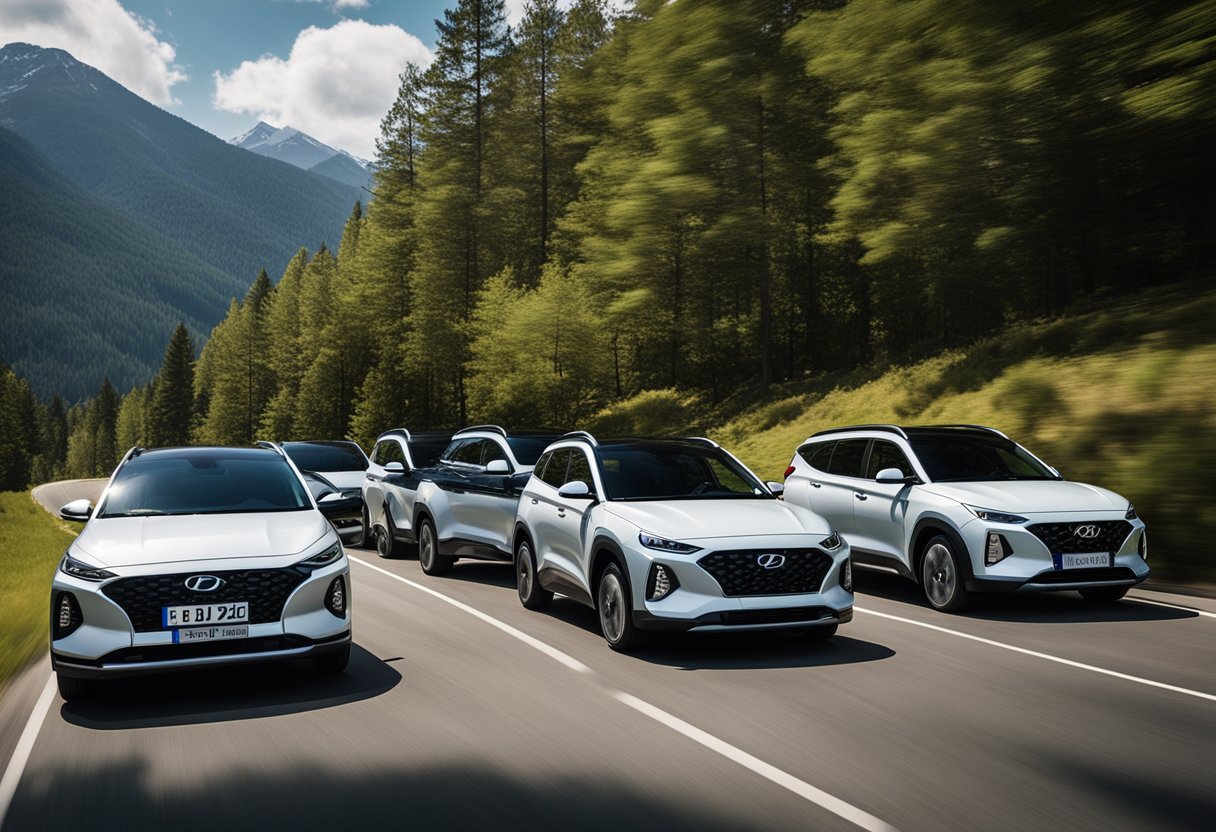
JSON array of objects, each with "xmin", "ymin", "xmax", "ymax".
[
  {"xmin": 173, "ymin": 624, "xmax": 250, "ymax": 643},
  {"xmin": 162, "ymin": 601, "xmax": 249, "ymax": 628},
  {"xmin": 1061, "ymin": 552, "xmax": 1110, "ymax": 569}
]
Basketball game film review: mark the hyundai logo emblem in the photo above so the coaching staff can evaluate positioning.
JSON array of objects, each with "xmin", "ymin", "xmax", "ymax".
[
  {"xmin": 1073, "ymin": 525, "xmax": 1101, "ymax": 540},
  {"xmin": 184, "ymin": 575, "xmax": 225, "ymax": 592},
  {"xmin": 757, "ymin": 554, "xmax": 786, "ymax": 570}
]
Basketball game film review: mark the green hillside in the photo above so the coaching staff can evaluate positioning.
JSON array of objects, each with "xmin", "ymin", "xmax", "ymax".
[{"xmin": 711, "ymin": 283, "xmax": 1215, "ymax": 583}]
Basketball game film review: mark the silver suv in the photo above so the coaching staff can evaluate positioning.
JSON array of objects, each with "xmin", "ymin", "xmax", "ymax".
[{"xmin": 782, "ymin": 425, "xmax": 1148, "ymax": 611}]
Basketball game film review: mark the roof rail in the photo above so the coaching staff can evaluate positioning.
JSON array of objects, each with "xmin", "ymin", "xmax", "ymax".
[
  {"xmin": 120, "ymin": 445, "xmax": 145, "ymax": 464},
  {"xmin": 455, "ymin": 425, "xmax": 508, "ymax": 437},
  {"xmin": 810, "ymin": 424, "xmax": 908, "ymax": 439},
  {"xmin": 558, "ymin": 430, "xmax": 598, "ymax": 446},
  {"xmin": 382, "ymin": 427, "xmax": 413, "ymax": 442},
  {"xmin": 254, "ymin": 440, "xmax": 287, "ymax": 457},
  {"xmin": 679, "ymin": 436, "xmax": 720, "ymax": 448},
  {"xmin": 918, "ymin": 424, "xmax": 1009, "ymax": 439}
]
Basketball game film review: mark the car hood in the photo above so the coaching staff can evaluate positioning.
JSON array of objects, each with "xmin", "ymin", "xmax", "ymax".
[
  {"xmin": 604, "ymin": 499, "xmax": 831, "ymax": 540},
  {"xmin": 920, "ymin": 480, "xmax": 1129, "ymax": 514},
  {"xmin": 72, "ymin": 511, "xmax": 332, "ymax": 568}
]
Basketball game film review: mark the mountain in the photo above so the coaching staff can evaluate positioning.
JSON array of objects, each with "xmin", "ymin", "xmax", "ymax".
[
  {"xmin": 0, "ymin": 43, "xmax": 363, "ymax": 397},
  {"xmin": 0, "ymin": 126, "xmax": 243, "ymax": 400},
  {"xmin": 229, "ymin": 121, "xmax": 373, "ymax": 191}
]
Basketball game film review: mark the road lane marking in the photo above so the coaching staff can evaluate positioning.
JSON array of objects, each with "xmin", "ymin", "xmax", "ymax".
[
  {"xmin": 855, "ymin": 607, "xmax": 1216, "ymax": 703},
  {"xmin": 349, "ymin": 556, "xmax": 593, "ymax": 674},
  {"xmin": 614, "ymin": 692, "xmax": 899, "ymax": 832},
  {"xmin": 0, "ymin": 675, "xmax": 56, "ymax": 828},
  {"xmin": 1127, "ymin": 596, "xmax": 1216, "ymax": 619}
]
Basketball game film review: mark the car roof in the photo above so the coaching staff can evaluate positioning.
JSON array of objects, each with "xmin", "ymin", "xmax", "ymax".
[
  {"xmin": 280, "ymin": 439, "xmax": 362, "ymax": 448},
  {"xmin": 131, "ymin": 446, "xmax": 283, "ymax": 461},
  {"xmin": 807, "ymin": 424, "xmax": 1007, "ymax": 441}
]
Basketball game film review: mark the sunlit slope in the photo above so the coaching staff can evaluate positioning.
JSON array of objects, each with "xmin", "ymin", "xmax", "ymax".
[{"xmin": 719, "ymin": 283, "xmax": 1215, "ymax": 582}]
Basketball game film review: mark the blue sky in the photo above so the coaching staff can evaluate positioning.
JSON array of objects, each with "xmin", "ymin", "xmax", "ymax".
[{"xmin": 0, "ymin": 0, "xmax": 538, "ymax": 157}]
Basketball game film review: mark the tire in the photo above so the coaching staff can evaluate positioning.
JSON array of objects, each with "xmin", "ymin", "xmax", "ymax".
[
  {"xmin": 313, "ymin": 643, "xmax": 350, "ymax": 674},
  {"xmin": 418, "ymin": 517, "xmax": 453, "ymax": 576},
  {"xmin": 920, "ymin": 534, "xmax": 970, "ymax": 613},
  {"xmin": 799, "ymin": 623, "xmax": 838, "ymax": 643},
  {"xmin": 354, "ymin": 502, "xmax": 371, "ymax": 549},
  {"xmin": 516, "ymin": 536, "xmax": 553, "ymax": 611},
  {"xmin": 374, "ymin": 523, "xmax": 398, "ymax": 559},
  {"xmin": 596, "ymin": 562, "xmax": 647, "ymax": 652},
  {"xmin": 1079, "ymin": 586, "xmax": 1129, "ymax": 604},
  {"xmin": 56, "ymin": 673, "xmax": 96, "ymax": 702}
]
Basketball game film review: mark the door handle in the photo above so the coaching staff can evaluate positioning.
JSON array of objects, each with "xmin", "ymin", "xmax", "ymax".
[
  {"xmin": 557, "ymin": 508, "xmax": 566, "ymax": 517},
  {"xmin": 855, "ymin": 492, "xmax": 867, "ymax": 501},
  {"xmin": 810, "ymin": 482, "xmax": 821, "ymax": 488},
  {"xmin": 531, "ymin": 498, "xmax": 538, "ymax": 505}
]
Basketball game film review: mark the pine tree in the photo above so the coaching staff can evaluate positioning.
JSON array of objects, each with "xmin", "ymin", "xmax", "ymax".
[
  {"xmin": 94, "ymin": 377, "xmax": 120, "ymax": 472},
  {"xmin": 147, "ymin": 323, "xmax": 196, "ymax": 447},
  {"xmin": 260, "ymin": 249, "xmax": 310, "ymax": 438}
]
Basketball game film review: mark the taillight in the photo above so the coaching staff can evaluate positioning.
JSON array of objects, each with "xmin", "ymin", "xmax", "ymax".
[{"xmin": 783, "ymin": 465, "xmax": 796, "ymax": 479}]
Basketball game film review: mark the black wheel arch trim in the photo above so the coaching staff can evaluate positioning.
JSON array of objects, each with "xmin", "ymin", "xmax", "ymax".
[{"xmin": 910, "ymin": 519, "xmax": 977, "ymax": 588}]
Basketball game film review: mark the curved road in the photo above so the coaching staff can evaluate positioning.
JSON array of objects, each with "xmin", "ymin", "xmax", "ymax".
[{"xmin": 2, "ymin": 481, "xmax": 1212, "ymax": 830}]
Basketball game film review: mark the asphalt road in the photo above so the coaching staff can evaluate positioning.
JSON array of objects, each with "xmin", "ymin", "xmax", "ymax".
[{"xmin": 2, "ymin": 481, "xmax": 1213, "ymax": 831}]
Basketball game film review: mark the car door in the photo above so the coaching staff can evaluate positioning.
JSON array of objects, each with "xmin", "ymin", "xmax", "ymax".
[
  {"xmin": 368, "ymin": 438, "xmax": 414, "ymax": 533},
  {"xmin": 439, "ymin": 439, "xmax": 488, "ymax": 543},
  {"xmin": 546, "ymin": 448, "xmax": 597, "ymax": 588},
  {"xmin": 851, "ymin": 439, "xmax": 914, "ymax": 565},
  {"xmin": 812, "ymin": 438, "xmax": 869, "ymax": 536},
  {"xmin": 530, "ymin": 448, "xmax": 571, "ymax": 575},
  {"xmin": 463, "ymin": 437, "xmax": 519, "ymax": 553}
]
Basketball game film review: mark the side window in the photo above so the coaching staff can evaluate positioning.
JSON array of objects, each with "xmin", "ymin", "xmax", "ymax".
[
  {"xmin": 539, "ymin": 449, "xmax": 570, "ymax": 488},
  {"xmin": 381, "ymin": 441, "xmax": 405, "ymax": 467},
  {"xmin": 797, "ymin": 441, "xmax": 835, "ymax": 472},
  {"xmin": 566, "ymin": 451, "xmax": 594, "ymax": 489},
  {"xmin": 866, "ymin": 440, "xmax": 911, "ymax": 479},
  {"xmin": 481, "ymin": 439, "xmax": 508, "ymax": 466},
  {"xmin": 706, "ymin": 458, "xmax": 754, "ymax": 494},
  {"xmin": 534, "ymin": 451, "xmax": 553, "ymax": 479},
  {"xmin": 371, "ymin": 441, "xmax": 389, "ymax": 464},
  {"xmin": 826, "ymin": 439, "xmax": 868, "ymax": 478},
  {"xmin": 447, "ymin": 439, "xmax": 484, "ymax": 466}
]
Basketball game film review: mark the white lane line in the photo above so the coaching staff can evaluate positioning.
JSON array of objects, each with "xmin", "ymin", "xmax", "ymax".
[
  {"xmin": 0, "ymin": 675, "xmax": 57, "ymax": 828},
  {"xmin": 1127, "ymin": 596, "xmax": 1216, "ymax": 619},
  {"xmin": 855, "ymin": 607, "xmax": 1216, "ymax": 703},
  {"xmin": 614, "ymin": 692, "xmax": 899, "ymax": 832},
  {"xmin": 349, "ymin": 556, "xmax": 592, "ymax": 675}
]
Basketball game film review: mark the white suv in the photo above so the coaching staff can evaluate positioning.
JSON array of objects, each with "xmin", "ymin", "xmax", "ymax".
[
  {"xmin": 783, "ymin": 425, "xmax": 1149, "ymax": 611},
  {"xmin": 513, "ymin": 433, "xmax": 853, "ymax": 651},
  {"xmin": 51, "ymin": 445, "xmax": 352, "ymax": 700}
]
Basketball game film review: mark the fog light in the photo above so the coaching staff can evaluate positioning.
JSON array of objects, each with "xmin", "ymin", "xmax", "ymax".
[
  {"xmin": 325, "ymin": 576, "xmax": 347, "ymax": 617},
  {"xmin": 841, "ymin": 558, "xmax": 853, "ymax": 593},
  {"xmin": 646, "ymin": 564, "xmax": 679, "ymax": 601},
  {"xmin": 985, "ymin": 533, "xmax": 1012, "ymax": 565},
  {"xmin": 53, "ymin": 592, "xmax": 83, "ymax": 639},
  {"xmin": 1138, "ymin": 530, "xmax": 1147, "ymax": 561}
]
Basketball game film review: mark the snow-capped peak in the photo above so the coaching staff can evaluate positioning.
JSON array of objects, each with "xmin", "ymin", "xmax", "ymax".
[{"xmin": 227, "ymin": 121, "xmax": 368, "ymax": 171}]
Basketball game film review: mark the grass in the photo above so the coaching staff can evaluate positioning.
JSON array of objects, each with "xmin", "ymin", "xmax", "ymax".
[
  {"xmin": 713, "ymin": 281, "xmax": 1216, "ymax": 583},
  {"xmin": 0, "ymin": 491, "xmax": 76, "ymax": 688}
]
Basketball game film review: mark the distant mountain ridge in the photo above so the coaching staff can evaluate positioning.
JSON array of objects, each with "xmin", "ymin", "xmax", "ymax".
[
  {"xmin": 0, "ymin": 42, "xmax": 364, "ymax": 399},
  {"xmin": 229, "ymin": 121, "xmax": 373, "ymax": 190}
]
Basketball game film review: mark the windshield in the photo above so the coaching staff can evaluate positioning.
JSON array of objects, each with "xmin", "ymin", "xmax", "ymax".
[
  {"xmin": 910, "ymin": 435, "xmax": 1058, "ymax": 482},
  {"xmin": 99, "ymin": 452, "xmax": 312, "ymax": 517},
  {"xmin": 596, "ymin": 443, "xmax": 772, "ymax": 501},
  {"xmin": 282, "ymin": 442, "xmax": 368, "ymax": 472},
  {"xmin": 507, "ymin": 436, "xmax": 560, "ymax": 466}
]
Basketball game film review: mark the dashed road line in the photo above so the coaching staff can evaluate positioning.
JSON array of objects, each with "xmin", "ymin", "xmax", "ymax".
[{"xmin": 1127, "ymin": 595, "xmax": 1216, "ymax": 619}]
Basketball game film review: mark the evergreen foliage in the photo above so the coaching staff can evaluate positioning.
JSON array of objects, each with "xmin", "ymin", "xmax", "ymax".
[{"xmin": 147, "ymin": 324, "xmax": 196, "ymax": 447}]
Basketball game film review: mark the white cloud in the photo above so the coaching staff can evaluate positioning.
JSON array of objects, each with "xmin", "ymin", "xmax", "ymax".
[
  {"xmin": 333, "ymin": 0, "xmax": 370, "ymax": 8},
  {"xmin": 0, "ymin": 0, "xmax": 186, "ymax": 104},
  {"xmin": 212, "ymin": 19, "xmax": 432, "ymax": 159}
]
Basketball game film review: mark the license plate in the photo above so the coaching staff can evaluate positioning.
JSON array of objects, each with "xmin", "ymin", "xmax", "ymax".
[
  {"xmin": 173, "ymin": 624, "xmax": 250, "ymax": 643},
  {"xmin": 162, "ymin": 601, "xmax": 249, "ymax": 628},
  {"xmin": 1061, "ymin": 552, "xmax": 1110, "ymax": 569}
]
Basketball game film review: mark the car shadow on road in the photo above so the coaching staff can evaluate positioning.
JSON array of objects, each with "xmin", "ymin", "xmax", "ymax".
[
  {"xmin": 542, "ymin": 598, "xmax": 895, "ymax": 670},
  {"xmin": 58, "ymin": 644, "xmax": 400, "ymax": 730},
  {"xmin": 854, "ymin": 570, "xmax": 1198, "ymax": 623},
  {"xmin": 443, "ymin": 560, "xmax": 516, "ymax": 589}
]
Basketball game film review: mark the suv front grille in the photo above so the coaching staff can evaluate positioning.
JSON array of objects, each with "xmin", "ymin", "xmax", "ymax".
[
  {"xmin": 103, "ymin": 569, "xmax": 309, "ymax": 632},
  {"xmin": 697, "ymin": 548, "xmax": 832, "ymax": 597},
  {"xmin": 1027, "ymin": 520, "xmax": 1133, "ymax": 555}
]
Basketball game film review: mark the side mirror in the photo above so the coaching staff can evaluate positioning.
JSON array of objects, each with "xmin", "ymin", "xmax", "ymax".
[
  {"xmin": 557, "ymin": 480, "xmax": 594, "ymax": 499},
  {"xmin": 60, "ymin": 499, "xmax": 93, "ymax": 521},
  {"xmin": 766, "ymin": 481, "xmax": 785, "ymax": 497},
  {"xmin": 876, "ymin": 467, "xmax": 914, "ymax": 485},
  {"xmin": 383, "ymin": 461, "xmax": 405, "ymax": 474},
  {"xmin": 486, "ymin": 459, "xmax": 510, "ymax": 475}
]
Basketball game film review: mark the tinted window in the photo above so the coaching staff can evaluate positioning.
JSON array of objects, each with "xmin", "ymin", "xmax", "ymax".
[
  {"xmin": 566, "ymin": 451, "xmax": 594, "ymax": 488},
  {"xmin": 375, "ymin": 440, "xmax": 405, "ymax": 467},
  {"xmin": 507, "ymin": 436, "xmax": 558, "ymax": 466},
  {"xmin": 407, "ymin": 438, "xmax": 448, "ymax": 468},
  {"xmin": 798, "ymin": 441, "xmax": 835, "ymax": 471},
  {"xmin": 826, "ymin": 439, "xmax": 868, "ymax": 478},
  {"xmin": 596, "ymin": 443, "xmax": 770, "ymax": 501},
  {"xmin": 100, "ymin": 452, "xmax": 311, "ymax": 517},
  {"xmin": 482, "ymin": 439, "xmax": 508, "ymax": 465},
  {"xmin": 866, "ymin": 441, "xmax": 912, "ymax": 479},
  {"xmin": 539, "ymin": 449, "xmax": 570, "ymax": 487},
  {"xmin": 910, "ymin": 435, "xmax": 1056, "ymax": 482},
  {"xmin": 446, "ymin": 439, "xmax": 483, "ymax": 465},
  {"xmin": 283, "ymin": 442, "xmax": 368, "ymax": 472}
]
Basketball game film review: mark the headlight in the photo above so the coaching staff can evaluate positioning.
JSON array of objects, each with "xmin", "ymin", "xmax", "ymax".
[
  {"xmin": 638, "ymin": 533, "xmax": 701, "ymax": 554},
  {"xmin": 1125, "ymin": 504, "xmax": 1138, "ymax": 520},
  {"xmin": 821, "ymin": 531, "xmax": 844, "ymax": 551},
  {"xmin": 297, "ymin": 542, "xmax": 344, "ymax": 570},
  {"xmin": 964, "ymin": 505, "xmax": 1028, "ymax": 524},
  {"xmin": 59, "ymin": 553, "xmax": 116, "ymax": 582}
]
